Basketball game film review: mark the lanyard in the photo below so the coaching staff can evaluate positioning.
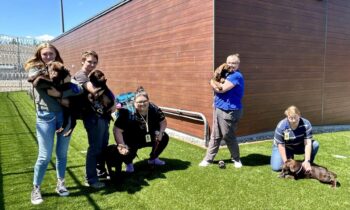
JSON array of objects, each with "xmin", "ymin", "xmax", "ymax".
[{"xmin": 139, "ymin": 110, "xmax": 149, "ymax": 133}]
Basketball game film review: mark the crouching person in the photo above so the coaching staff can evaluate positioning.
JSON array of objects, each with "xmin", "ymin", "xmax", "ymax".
[
  {"xmin": 112, "ymin": 87, "xmax": 169, "ymax": 173},
  {"xmin": 270, "ymin": 105, "xmax": 320, "ymax": 172}
]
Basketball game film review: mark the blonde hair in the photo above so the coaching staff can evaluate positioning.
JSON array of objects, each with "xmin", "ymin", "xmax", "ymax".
[
  {"xmin": 24, "ymin": 43, "xmax": 63, "ymax": 71},
  {"xmin": 284, "ymin": 105, "xmax": 301, "ymax": 117},
  {"xmin": 226, "ymin": 53, "xmax": 240, "ymax": 63}
]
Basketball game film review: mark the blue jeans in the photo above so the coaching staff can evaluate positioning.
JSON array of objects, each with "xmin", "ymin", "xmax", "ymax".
[
  {"xmin": 83, "ymin": 114, "xmax": 109, "ymax": 184},
  {"xmin": 33, "ymin": 110, "xmax": 71, "ymax": 186},
  {"xmin": 270, "ymin": 140, "xmax": 319, "ymax": 171}
]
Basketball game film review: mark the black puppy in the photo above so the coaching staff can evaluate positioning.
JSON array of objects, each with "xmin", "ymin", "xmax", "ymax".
[
  {"xmin": 104, "ymin": 144, "xmax": 129, "ymax": 181},
  {"xmin": 87, "ymin": 69, "xmax": 115, "ymax": 117}
]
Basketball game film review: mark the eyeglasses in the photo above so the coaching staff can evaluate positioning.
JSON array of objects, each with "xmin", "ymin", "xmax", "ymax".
[
  {"xmin": 227, "ymin": 62, "xmax": 240, "ymax": 65},
  {"xmin": 135, "ymin": 100, "xmax": 149, "ymax": 104}
]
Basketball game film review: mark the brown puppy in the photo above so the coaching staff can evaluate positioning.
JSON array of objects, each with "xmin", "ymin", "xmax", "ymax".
[
  {"xmin": 28, "ymin": 61, "xmax": 70, "ymax": 88},
  {"xmin": 211, "ymin": 63, "xmax": 231, "ymax": 90},
  {"xmin": 28, "ymin": 61, "xmax": 76, "ymax": 136},
  {"xmin": 280, "ymin": 159, "xmax": 338, "ymax": 188}
]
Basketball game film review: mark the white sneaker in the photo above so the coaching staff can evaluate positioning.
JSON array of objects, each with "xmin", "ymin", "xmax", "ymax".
[
  {"xmin": 233, "ymin": 160, "xmax": 243, "ymax": 168},
  {"xmin": 31, "ymin": 185, "xmax": 43, "ymax": 205},
  {"xmin": 148, "ymin": 158, "xmax": 165, "ymax": 166},
  {"xmin": 126, "ymin": 163, "xmax": 134, "ymax": 173},
  {"xmin": 56, "ymin": 179, "xmax": 69, "ymax": 196},
  {"xmin": 199, "ymin": 160, "xmax": 210, "ymax": 167}
]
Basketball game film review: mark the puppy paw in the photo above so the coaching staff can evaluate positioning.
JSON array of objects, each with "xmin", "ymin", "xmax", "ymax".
[
  {"xmin": 63, "ymin": 129, "xmax": 73, "ymax": 137},
  {"xmin": 56, "ymin": 127, "xmax": 64, "ymax": 133}
]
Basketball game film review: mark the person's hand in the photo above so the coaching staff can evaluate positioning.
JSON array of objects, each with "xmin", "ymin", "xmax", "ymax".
[
  {"xmin": 47, "ymin": 87, "xmax": 61, "ymax": 98},
  {"xmin": 155, "ymin": 131, "xmax": 163, "ymax": 142},
  {"xmin": 302, "ymin": 160, "xmax": 311, "ymax": 173},
  {"xmin": 117, "ymin": 144, "xmax": 129, "ymax": 155},
  {"xmin": 58, "ymin": 98, "xmax": 70, "ymax": 107}
]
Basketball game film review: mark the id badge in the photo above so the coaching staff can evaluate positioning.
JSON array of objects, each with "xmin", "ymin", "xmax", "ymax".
[
  {"xmin": 284, "ymin": 131, "xmax": 290, "ymax": 140},
  {"xmin": 145, "ymin": 134, "xmax": 151, "ymax": 143}
]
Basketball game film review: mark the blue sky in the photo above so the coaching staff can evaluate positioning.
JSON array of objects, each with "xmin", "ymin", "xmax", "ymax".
[{"xmin": 0, "ymin": 0, "xmax": 120, "ymax": 40}]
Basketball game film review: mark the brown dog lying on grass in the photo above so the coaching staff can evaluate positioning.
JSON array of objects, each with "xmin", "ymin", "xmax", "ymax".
[
  {"xmin": 279, "ymin": 159, "xmax": 338, "ymax": 188},
  {"xmin": 211, "ymin": 63, "xmax": 231, "ymax": 90}
]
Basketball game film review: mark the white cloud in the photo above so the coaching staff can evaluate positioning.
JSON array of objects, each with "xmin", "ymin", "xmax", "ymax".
[{"xmin": 35, "ymin": 34, "xmax": 55, "ymax": 41}]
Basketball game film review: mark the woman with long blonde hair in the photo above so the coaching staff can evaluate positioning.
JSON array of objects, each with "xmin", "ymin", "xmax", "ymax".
[{"xmin": 25, "ymin": 43, "xmax": 82, "ymax": 205}]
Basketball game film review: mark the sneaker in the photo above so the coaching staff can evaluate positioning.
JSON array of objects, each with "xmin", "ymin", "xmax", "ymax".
[
  {"xmin": 31, "ymin": 185, "xmax": 43, "ymax": 205},
  {"xmin": 233, "ymin": 160, "xmax": 243, "ymax": 168},
  {"xmin": 126, "ymin": 163, "xmax": 134, "ymax": 173},
  {"xmin": 56, "ymin": 179, "xmax": 69, "ymax": 196},
  {"xmin": 148, "ymin": 158, "xmax": 165, "ymax": 166},
  {"xmin": 199, "ymin": 160, "xmax": 211, "ymax": 167},
  {"xmin": 85, "ymin": 181, "xmax": 105, "ymax": 189},
  {"xmin": 98, "ymin": 172, "xmax": 110, "ymax": 181}
]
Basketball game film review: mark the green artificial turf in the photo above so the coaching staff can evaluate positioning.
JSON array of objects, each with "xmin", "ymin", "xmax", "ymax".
[{"xmin": 0, "ymin": 91, "xmax": 349, "ymax": 210}]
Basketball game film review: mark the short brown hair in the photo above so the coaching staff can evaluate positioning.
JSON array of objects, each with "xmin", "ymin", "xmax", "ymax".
[{"xmin": 81, "ymin": 50, "xmax": 98, "ymax": 63}]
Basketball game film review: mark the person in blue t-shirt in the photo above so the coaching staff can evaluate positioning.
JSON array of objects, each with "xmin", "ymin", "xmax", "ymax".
[
  {"xmin": 199, "ymin": 54, "xmax": 245, "ymax": 168},
  {"xmin": 270, "ymin": 105, "xmax": 319, "ymax": 171}
]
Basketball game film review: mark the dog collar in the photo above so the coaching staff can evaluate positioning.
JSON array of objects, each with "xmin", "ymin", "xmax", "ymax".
[{"xmin": 295, "ymin": 165, "xmax": 303, "ymax": 175}]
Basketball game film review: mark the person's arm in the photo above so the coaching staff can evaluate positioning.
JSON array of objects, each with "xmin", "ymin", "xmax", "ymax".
[
  {"xmin": 302, "ymin": 119, "xmax": 313, "ymax": 172},
  {"xmin": 211, "ymin": 79, "xmax": 235, "ymax": 93},
  {"xmin": 113, "ymin": 126, "xmax": 129, "ymax": 155},
  {"xmin": 47, "ymin": 87, "xmax": 62, "ymax": 97},
  {"xmin": 156, "ymin": 118, "xmax": 167, "ymax": 141},
  {"xmin": 46, "ymin": 77, "xmax": 83, "ymax": 98},
  {"xmin": 274, "ymin": 120, "xmax": 287, "ymax": 163},
  {"xmin": 28, "ymin": 68, "xmax": 53, "ymax": 89},
  {"xmin": 302, "ymin": 138, "xmax": 312, "ymax": 172},
  {"xmin": 277, "ymin": 143, "xmax": 288, "ymax": 163},
  {"xmin": 84, "ymin": 81, "xmax": 102, "ymax": 95},
  {"xmin": 113, "ymin": 126, "xmax": 125, "ymax": 145}
]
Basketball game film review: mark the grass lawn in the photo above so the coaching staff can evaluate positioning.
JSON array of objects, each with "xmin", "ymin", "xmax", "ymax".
[{"xmin": 0, "ymin": 91, "xmax": 349, "ymax": 210}]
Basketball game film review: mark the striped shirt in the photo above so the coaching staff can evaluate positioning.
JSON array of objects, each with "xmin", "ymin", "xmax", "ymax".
[{"xmin": 274, "ymin": 117, "xmax": 312, "ymax": 148}]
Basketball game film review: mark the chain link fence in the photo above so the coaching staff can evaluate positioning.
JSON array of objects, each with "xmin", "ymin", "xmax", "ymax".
[{"xmin": 0, "ymin": 34, "xmax": 43, "ymax": 92}]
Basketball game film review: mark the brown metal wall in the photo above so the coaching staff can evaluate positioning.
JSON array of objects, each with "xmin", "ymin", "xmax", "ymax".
[
  {"xmin": 52, "ymin": 0, "xmax": 350, "ymax": 141},
  {"xmin": 215, "ymin": 0, "xmax": 350, "ymax": 136},
  {"xmin": 323, "ymin": 0, "xmax": 350, "ymax": 124},
  {"xmin": 52, "ymin": 0, "xmax": 214, "ymax": 139}
]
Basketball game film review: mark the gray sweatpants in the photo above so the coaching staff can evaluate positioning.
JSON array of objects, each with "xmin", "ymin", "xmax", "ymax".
[{"xmin": 204, "ymin": 108, "xmax": 243, "ymax": 162}]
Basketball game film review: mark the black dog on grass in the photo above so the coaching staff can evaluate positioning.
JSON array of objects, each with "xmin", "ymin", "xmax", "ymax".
[{"xmin": 104, "ymin": 144, "xmax": 130, "ymax": 181}]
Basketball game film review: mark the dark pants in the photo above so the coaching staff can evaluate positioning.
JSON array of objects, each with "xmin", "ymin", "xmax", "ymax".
[
  {"xmin": 123, "ymin": 132, "xmax": 169, "ymax": 164},
  {"xmin": 83, "ymin": 114, "xmax": 110, "ymax": 184}
]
